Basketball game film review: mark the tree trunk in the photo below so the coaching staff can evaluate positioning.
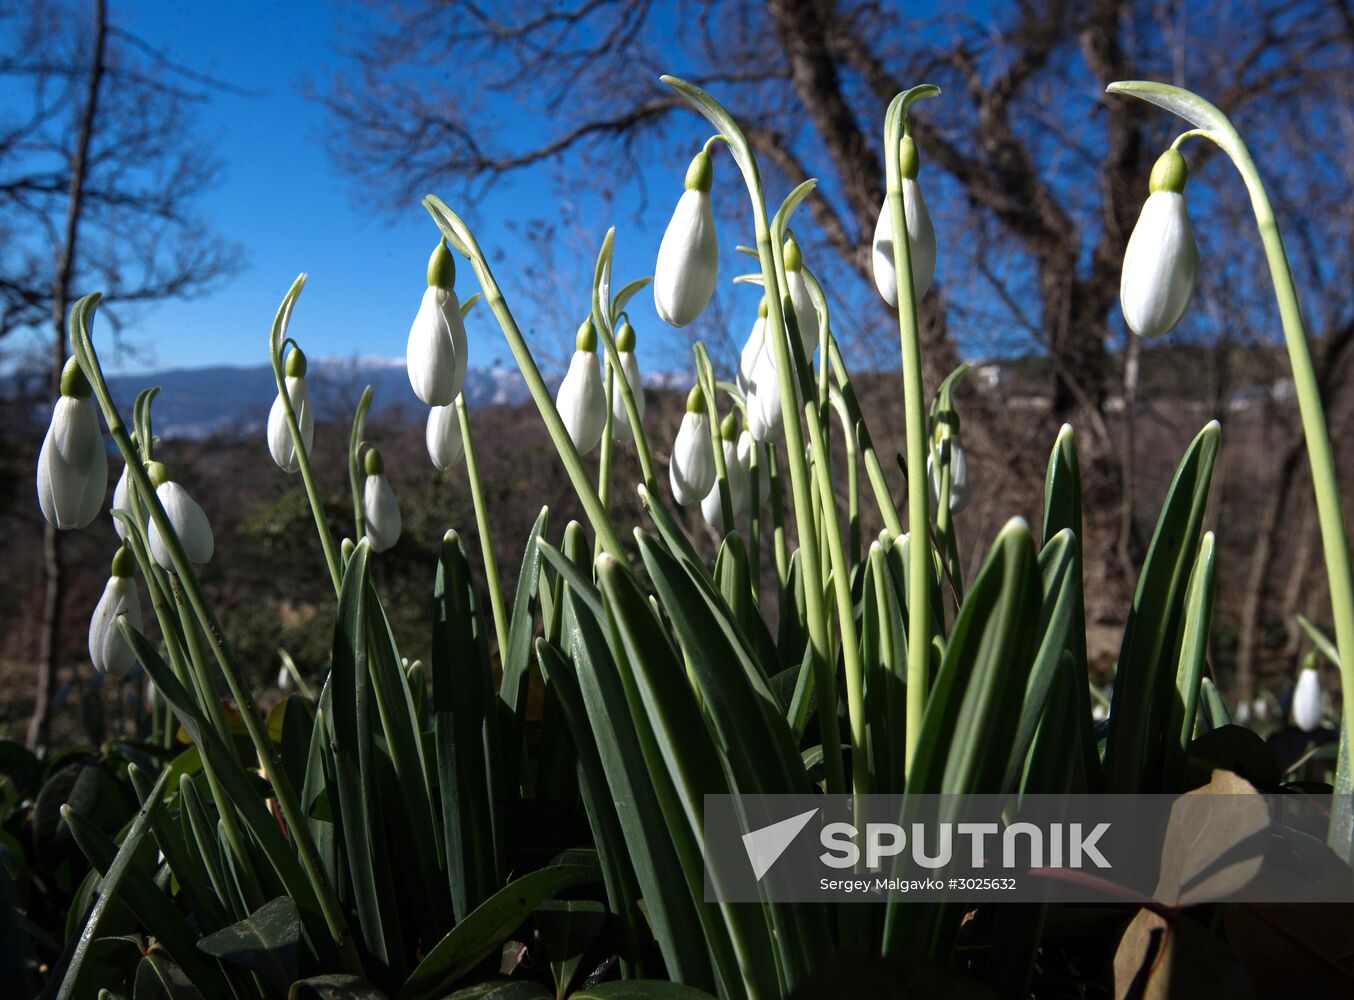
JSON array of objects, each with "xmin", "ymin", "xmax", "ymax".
[{"xmin": 28, "ymin": 0, "xmax": 108, "ymax": 750}]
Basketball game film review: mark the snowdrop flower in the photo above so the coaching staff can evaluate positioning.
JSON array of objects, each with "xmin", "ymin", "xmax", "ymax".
[
  {"xmin": 267, "ymin": 347, "xmax": 314, "ymax": 473},
  {"xmin": 872, "ymin": 135, "xmax": 937, "ymax": 307},
  {"xmin": 738, "ymin": 297, "xmax": 769, "ymax": 393},
  {"xmin": 88, "ymin": 547, "xmax": 143, "ymax": 678},
  {"xmin": 609, "ymin": 319, "xmax": 646, "ymax": 436},
  {"xmin": 784, "ymin": 236, "xmax": 819, "ymax": 359},
  {"xmin": 702, "ymin": 413, "xmax": 750, "ymax": 531},
  {"xmin": 654, "ymin": 150, "xmax": 718, "ymax": 326},
  {"xmin": 407, "ymin": 240, "xmax": 469, "ymax": 406},
  {"xmin": 111, "ymin": 460, "xmax": 136, "ymax": 540},
  {"xmin": 556, "ymin": 318, "xmax": 607, "ymax": 456},
  {"xmin": 146, "ymin": 462, "xmax": 214, "ymax": 569},
  {"xmin": 363, "ymin": 448, "xmax": 402, "ymax": 553},
  {"xmin": 1091, "ymin": 703, "xmax": 1108, "ymax": 723},
  {"xmin": 37, "ymin": 357, "xmax": 107, "ymax": 530},
  {"xmin": 927, "ymin": 437, "xmax": 970, "ymax": 514},
  {"xmin": 1120, "ymin": 149, "xmax": 1197, "ymax": 338},
  {"xmin": 426, "ymin": 401, "xmax": 464, "ymax": 471},
  {"xmin": 746, "ymin": 346, "xmax": 784, "ymax": 444},
  {"xmin": 669, "ymin": 386, "xmax": 716, "ymax": 506},
  {"xmin": 277, "ymin": 665, "xmax": 293, "ymax": 692},
  {"xmin": 1293, "ymin": 664, "xmax": 1322, "ymax": 732}
]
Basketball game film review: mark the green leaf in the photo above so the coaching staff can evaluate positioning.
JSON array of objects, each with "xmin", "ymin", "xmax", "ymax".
[
  {"xmin": 1297, "ymin": 614, "xmax": 1342, "ymax": 668},
  {"xmin": 398, "ymin": 866, "xmax": 591, "ymax": 1000},
  {"xmin": 610, "ymin": 276, "xmax": 653, "ymax": 322},
  {"xmin": 433, "ymin": 531, "xmax": 501, "ymax": 923},
  {"xmin": 288, "ymin": 975, "xmax": 388, "ymax": 999},
  {"xmin": 329, "ymin": 540, "xmax": 402, "ymax": 976},
  {"xmin": 499, "ymin": 507, "xmax": 550, "ymax": 796},
  {"xmin": 573, "ymin": 984, "xmax": 718, "ymax": 999},
  {"xmin": 1104, "ymin": 422, "xmax": 1221, "ymax": 793},
  {"xmin": 1167, "ymin": 532, "xmax": 1218, "ymax": 786},
  {"xmin": 197, "ymin": 896, "xmax": 300, "ymax": 991},
  {"xmin": 133, "ymin": 955, "xmax": 204, "ymax": 1000}
]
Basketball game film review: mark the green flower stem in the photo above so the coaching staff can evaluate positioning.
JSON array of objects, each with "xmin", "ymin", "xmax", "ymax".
[
  {"xmin": 67, "ymin": 294, "xmax": 363, "ymax": 976},
  {"xmin": 767, "ymin": 446, "xmax": 789, "ymax": 596},
  {"xmin": 348, "ymin": 386, "xmax": 374, "ymax": 542},
  {"xmin": 424, "ymin": 196, "xmax": 627, "ymax": 561},
  {"xmin": 1109, "ymin": 81, "xmax": 1354, "ymax": 855},
  {"xmin": 268, "ymin": 277, "xmax": 342, "ymax": 596},
  {"xmin": 829, "ymin": 389, "xmax": 862, "ymax": 565},
  {"xmin": 591, "ymin": 229, "xmax": 656, "ymax": 489},
  {"xmin": 748, "ymin": 443, "xmax": 762, "ymax": 595},
  {"xmin": 884, "ymin": 88, "xmax": 941, "ymax": 780},
  {"xmin": 694, "ymin": 344, "xmax": 734, "ymax": 533},
  {"xmin": 598, "ymin": 362, "xmax": 616, "ymax": 513},
  {"xmin": 456, "ymin": 395, "xmax": 510, "ymax": 661},
  {"xmin": 806, "ymin": 268, "xmax": 903, "ymax": 538}
]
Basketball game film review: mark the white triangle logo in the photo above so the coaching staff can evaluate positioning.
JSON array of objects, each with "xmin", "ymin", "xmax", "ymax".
[{"xmin": 741, "ymin": 808, "xmax": 819, "ymax": 881}]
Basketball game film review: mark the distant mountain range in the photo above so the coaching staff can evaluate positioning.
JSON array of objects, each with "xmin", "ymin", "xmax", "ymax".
[{"xmin": 105, "ymin": 357, "xmax": 691, "ymax": 440}]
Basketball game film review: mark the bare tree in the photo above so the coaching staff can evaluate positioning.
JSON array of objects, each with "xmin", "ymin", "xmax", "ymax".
[{"xmin": 1, "ymin": 1, "xmax": 243, "ymax": 747}]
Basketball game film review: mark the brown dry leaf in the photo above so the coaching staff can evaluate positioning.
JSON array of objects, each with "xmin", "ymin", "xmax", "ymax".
[
  {"xmin": 1113, "ymin": 907, "xmax": 1254, "ymax": 1000},
  {"xmin": 1154, "ymin": 769, "xmax": 1269, "ymax": 907}
]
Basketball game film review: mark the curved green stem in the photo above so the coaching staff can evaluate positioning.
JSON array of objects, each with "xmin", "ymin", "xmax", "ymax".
[
  {"xmin": 349, "ymin": 385, "xmax": 374, "ymax": 543},
  {"xmin": 591, "ymin": 229, "xmax": 656, "ymax": 488},
  {"xmin": 694, "ymin": 343, "xmax": 734, "ymax": 533},
  {"xmin": 268, "ymin": 275, "xmax": 342, "ymax": 596},
  {"xmin": 1109, "ymin": 80, "xmax": 1354, "ymax": 856},
  {"xmin": 884, "ymin": 87, "xmax": 941, "ymax": 779},
  {"xmin": 456, "ymin": 396, "xmax": 510, "ymax": 664},
  {"xmin": 423, "ymin": 196, "xmax": 627, "ymax": 560}
]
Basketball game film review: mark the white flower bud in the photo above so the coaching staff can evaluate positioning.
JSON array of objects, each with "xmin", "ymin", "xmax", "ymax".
[
  {"xmin": 738, "ymin": 301, "xmax": 768, "ymax": 393},
  {"xmin": 610, "ymin": 322, "xmax": 645, "ymax": 435},
  {"xmin": 426, "ymin": 402, "xmax": 464, "ymax": 471},
  {"xmin": 701, "ymin": 426, "xmax": 750, "ymax": 532},
  {"xmin": 37, "ymin": 361, "xmax": 108, "ymax": 530},
  {"xmin": 89, "ymin": 550, "xmax": 142, "ymax": 678},
  {"xmin": 277, "ymin": 665, "xmax": 292, "ymax": 691},
  {"xmin": 746, "ymin": 348, "xmax": 783, "ymax": 444},
  {"xmin": 654, "ymin": 152, "xmax": 718, "ymax": 327},
  {"xmin": 407, "ymin": 243, "xmax": 468, "ymax": 406},
  {"xmin": 783, "ymin": 238, "xmax": 818, "ymax": 359},
  {"xmin": 111, "ymin": 462, "xmax": 135, "ymax": 540},
  {"xmin": 669, "ymin": 387, "xmax": 715, "ymax": 506},
  {"xmin": 1120, "ymin": 150, "xmax": 1197, "ymax": 339},
  {"xmin": 148, "ymin": 472, "xmax": 215, "ymax": 569},
  {"xmin": 557, "ymin": 321, "xmax": 607, "ymax": 456},
  {"xmin": 267, "ymin": 374, "xmax": 314, "ymax": 474},
  {"xmin": 363, "ymin": 449, "xmax": 401, "ymax": 553},
  {"xmin": 1293, "ymin": 666, "xmax": 1322, "ymax": 732},
  {"xmin": 737, "ymin": 430, "xmax": 768, "ymax": 502},
  {"xmin": 927, "ymin": 439, "xmax": 970, "ymax": 514},
  {"xmin": 872, "ymin": 139, "xmax": 936, "ymax": 308}
]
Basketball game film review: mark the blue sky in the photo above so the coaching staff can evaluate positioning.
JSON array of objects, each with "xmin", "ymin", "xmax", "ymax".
[{"xmin": 98, "ymin": 0, "xmax": 686, "ymax": 377}]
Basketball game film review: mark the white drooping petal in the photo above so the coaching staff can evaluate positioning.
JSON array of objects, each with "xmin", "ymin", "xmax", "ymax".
[
  {"xmin": 871, "ymin": 179, "xmax": 937, "ymax": 308},
  {"xmin": 1120, "ymin": 190, "xmax": 1198, "ymax": 338},
  {"xmin": 364, "ymin": 473, "xmax": 402, "ymax": 553},
  {"xmin": 1293, "ymin": 667, "xmax": 1322, "ymax": 732},
  {"xmin": 149, "ymin": 481, "xmax": 214, "ymax": 569},
  {"xmin": 610, "ymin": 351, "xmax": 646, "ymax": 436},
  {"xmin": 737, "ymin": 430, "xmax": 769, "ymax": 502},
  {"xmin": 556, "ymin": 350, "xmax": 607, "ymax": 456},
  {"xmin": 89, "ymin": 576, "xmax": 143, "ymax": 678},
  {"xmin": 654, "ymin": 188, "xmax": 718, "ymax": 326},
  {"xmin": 277, "ymin": 665, "xmax": 292, "ymax": 691},
  {"xmin": 786, "ymin": 269, "xmax": 819, "ymax": 359},
  {"xmin": 746, "ymin": 350, "xmax": 784, "ymax": 444},
  {"xmin": 426, "ymin": 403, "xmax": 464, "ymax": 471},
  {"xmin": 669, "ymin": 411, "xmax": 715, "ymax": 506},
  {"xmin": 37, "ymin": 396, "xmax": 107, "ymax": 530},
  {"xmin": 927, "ymin": 441, "xmax": 970, "ymax": 514},
  {"xmin": 738, "ymin": 316, "xmax": 767, "ymax": 393},
  {"xmin": 407, "ymin": 287, "xmax": 465, "ymax": 406},
  {"xmin": 267, "ymin": 375, "xmax": 314, "ymax": 473},
  {"xmin": 701, "ymin": 438, "xmax": 749, "ymax": 531},
  {"xmin": 112, "ymin": 462, "xmax": 137, "ymax": 540}
]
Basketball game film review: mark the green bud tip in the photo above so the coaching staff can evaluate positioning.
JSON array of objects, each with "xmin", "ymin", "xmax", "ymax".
[
  {"xmin": 720, "ymin": 411, "xmax": 740, "ymax": 441},
  {"xmin": 685, "ymin": 385, "xmax": 706, "ymax": 414},
  {"xmin": 1149, "ymin": 148, "xmax": 1188, "ymax": 194},
  {"xmin": 575, "ymin": 317, "xmax": 598, "ymax": 353},
  {"xmin": 111, "ymin": 546, "xmax": 136, "ymax": 579},
  {"xmin": 684, "ymin": 150, "xmax": 713, "ymax": 193},
  {"xmin": 899, "ymin": 135, "xmax": 920, "ymax": 180},
  {"xmin": 146, "ymin": 462, "xmax": 169, "ymax": 488},
  {"xmin": 783, "ymin": 236, "xmax": 803, "ymax": 272},
  {"xmin": 364, "ymin": 448, "xmax": 384, "ymax": 476},
  {"xmin": 427, "ymin": 240, "xmax": 456, "ymax": 289},
  {"xmin": 285, "ymin": 346, "xmax": 307, "ymax": 378},
  {"xmin": 341, "ymin": 537, "xmax": 356, "ymax": 560},
  {"xmin": 615, "ymin": 320, "xmax": 636, "ymax": 352},
  {"xmin": 758, "ymin": 296, "xmax": 768, "ymax": 318},
  {"xmin": 59, "ymin": 357, "xmax": 92, "ymax": 399}
]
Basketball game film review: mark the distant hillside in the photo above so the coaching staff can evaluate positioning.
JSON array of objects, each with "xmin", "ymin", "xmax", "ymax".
[{"xmin": 105, "ymin": 357, "xmax": 690, "ymax": 440}]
